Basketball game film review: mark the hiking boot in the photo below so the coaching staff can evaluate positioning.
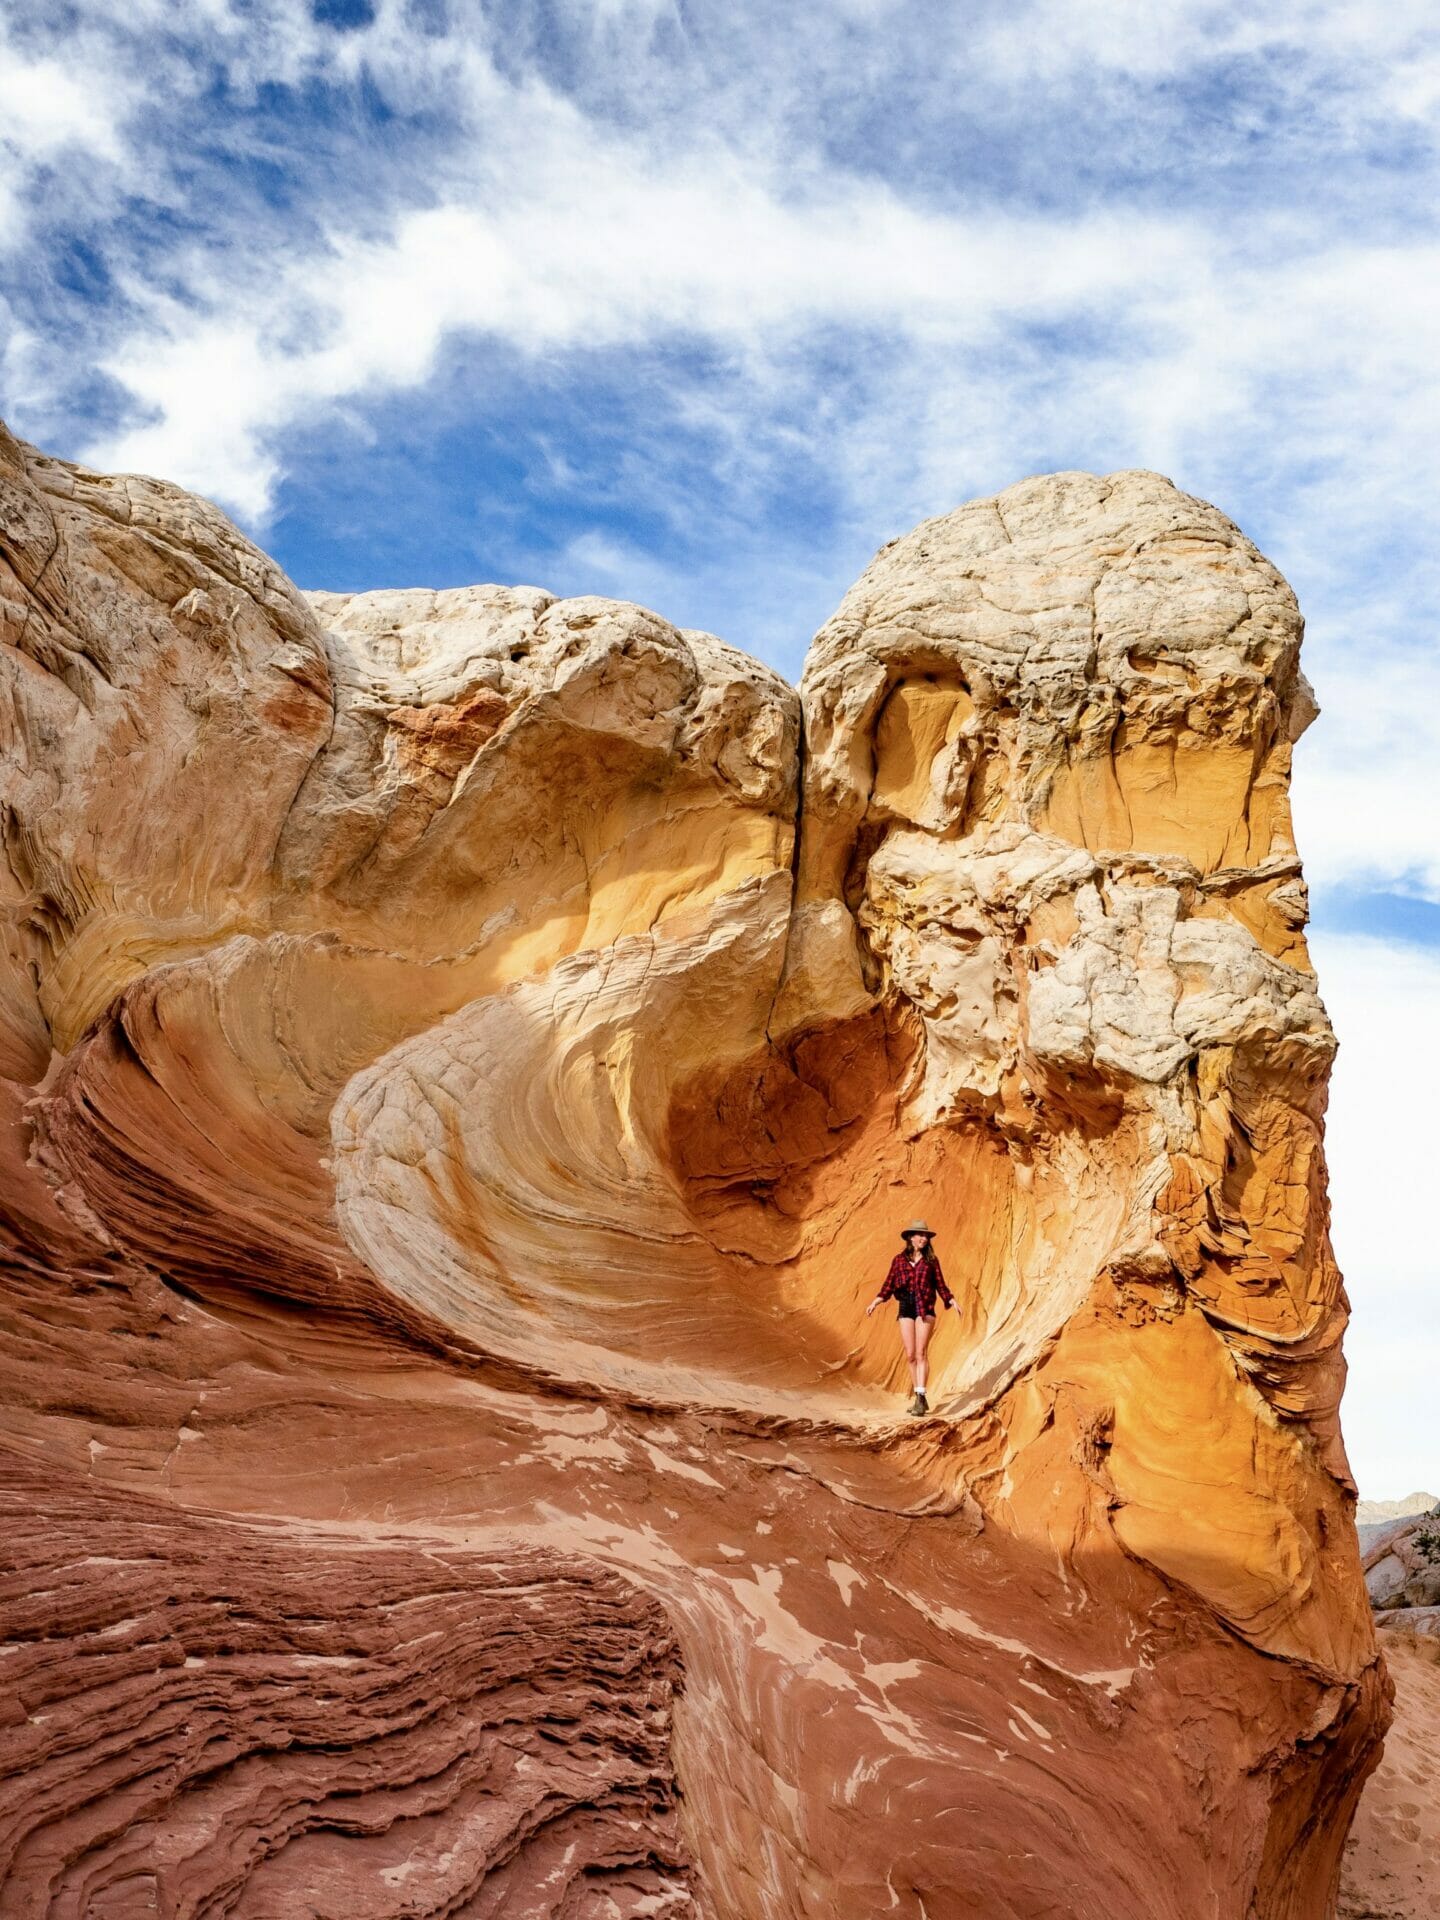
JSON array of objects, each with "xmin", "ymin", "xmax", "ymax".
[{"xmin": 908, "ymin": 1391, "xmax": 926, "ymax": 1417}]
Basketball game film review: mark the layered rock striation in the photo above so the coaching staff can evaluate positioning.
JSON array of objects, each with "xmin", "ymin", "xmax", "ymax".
[
  {"xmin": 0, "ymin": 423, "xmax": 1386, "ymax": 1916},
  {"xmin": 0, "ymin": 1457, "xmax": 693, "ymax": 1917}
]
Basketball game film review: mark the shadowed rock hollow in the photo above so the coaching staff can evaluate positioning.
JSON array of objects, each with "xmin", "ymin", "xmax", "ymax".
[{"xmin": 0, "ymin": 423, "xmax": 1387, "ymax": 1917}]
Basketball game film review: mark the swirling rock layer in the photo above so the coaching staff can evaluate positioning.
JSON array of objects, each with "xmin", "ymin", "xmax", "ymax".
[
  {"xmin": 0, "ymin": 1456, "xmax": 693, "ymax": 1918},
  {"xmin": 0, "ymin": 422, "xmax": 1386, "ymax": 1916}
]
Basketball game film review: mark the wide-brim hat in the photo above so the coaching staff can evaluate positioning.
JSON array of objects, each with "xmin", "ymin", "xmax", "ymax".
[{"xmin": 900, "ymin": 1219, "xmax": 936, "ymax": 1238}]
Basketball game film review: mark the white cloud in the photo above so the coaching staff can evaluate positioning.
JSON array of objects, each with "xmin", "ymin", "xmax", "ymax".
[
  {"xmin": 0, "ymin": 38, "xmax": 132, "ymax": 246},
  {"xmin": 88, "ymin": 170, "xmax": 1201, "ymax": 520},
  {"xmin": 1311, "ymin": 931, "xmax": 1440, "ymax": 1496},
  {"xmin": 972, "ymin": 0, "xmax": 1440, "ymax": 128},
  {"xmin": 0, "ymin": 52, "xmax": 125, "ymax": 161},
  {"xmin": 553, "ymin": 527, "xmax": 701, "ymax": 621},
  {"xmin": 1292, "ymin": 651, "xmax": 1440, "ymax": 905}
]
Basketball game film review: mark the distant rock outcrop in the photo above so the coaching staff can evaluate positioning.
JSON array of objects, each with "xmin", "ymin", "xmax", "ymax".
[
  {"xmin": 1363, "ymin": 1504, "xmax": 1440, "ymax": 1626},
  {"xmin": 0, "ymin": 423, "xmax": 1385, "ymax": 1917},
  {"xmin": 1358, "ymin": 1492, "xmax": 1440, "ymax": 1554},
  {"xmin": 1357, "ymin": 1494, "xmax": 1439, "ymax": 1526}
]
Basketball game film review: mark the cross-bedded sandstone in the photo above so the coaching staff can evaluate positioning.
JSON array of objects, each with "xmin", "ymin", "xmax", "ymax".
[{"xmin": 0, "ymin": 1456, "xmax": 693, "ymax": 1918}]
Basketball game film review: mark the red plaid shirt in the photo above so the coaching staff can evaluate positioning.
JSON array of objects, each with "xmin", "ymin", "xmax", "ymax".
[{"xmin": 877, "ymin": 1250, "xmax": 954, "ymax": 1317}]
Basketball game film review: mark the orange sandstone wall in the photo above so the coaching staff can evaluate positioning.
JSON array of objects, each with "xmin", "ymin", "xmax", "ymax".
[{"xmin": 0, "ymin": 424, "xmax": 1385, "ymax": 1917}]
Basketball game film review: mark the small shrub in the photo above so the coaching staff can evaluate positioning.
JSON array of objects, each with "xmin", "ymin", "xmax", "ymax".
[{"xmin": 1413, "ymin": 1527, "xmax": 1440, "ymax": 1565}]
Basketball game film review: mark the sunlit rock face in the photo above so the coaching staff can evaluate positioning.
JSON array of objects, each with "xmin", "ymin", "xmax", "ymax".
[{"xmin": 0, "ymin": 423, "xmax": 1386, "ymax": 1918}]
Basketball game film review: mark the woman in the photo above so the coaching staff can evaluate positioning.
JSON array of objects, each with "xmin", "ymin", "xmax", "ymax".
[{"xmin": 865, "ymin": 1219, "xmax": 957, "ymax": 1417}]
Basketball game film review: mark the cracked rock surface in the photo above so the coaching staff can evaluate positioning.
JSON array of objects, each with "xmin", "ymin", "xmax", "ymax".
[{"xmin": 0, "ymin": 426, "xmax": 1386, "ymax": 1916}]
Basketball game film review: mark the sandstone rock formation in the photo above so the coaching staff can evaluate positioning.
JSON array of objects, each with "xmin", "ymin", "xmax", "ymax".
[
  {"xmin": 0, "ymin": 1456, "xmax": 693, "ymax": 1917},
  {"xmin": 0, "ymin": 423, "xmax": 1386, "ymax": 1916},
  {"xmin": 1363, "ymin": 1506, "xmax": 1440, "ymax": 1627}
]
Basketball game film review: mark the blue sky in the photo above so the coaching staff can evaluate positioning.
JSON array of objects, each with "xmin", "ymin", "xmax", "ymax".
[{"xmin": 2, "ymin": 0, "xmax": 1436, "ymax": 1494}]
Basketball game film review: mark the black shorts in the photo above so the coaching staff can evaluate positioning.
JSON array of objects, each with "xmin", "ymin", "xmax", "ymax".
[{"xmin": 895, "ymin": 1290, "xmax": 932, "ymax": 1322}]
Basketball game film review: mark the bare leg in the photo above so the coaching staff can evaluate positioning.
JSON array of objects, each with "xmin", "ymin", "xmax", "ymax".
[
  {"xmin": 913, "ymin": 1315, "xmax": 934, "ymax": 1394},
  {"xmin": 898, "ymin": 1315, "xmax": 918, "ymax": 1390}
]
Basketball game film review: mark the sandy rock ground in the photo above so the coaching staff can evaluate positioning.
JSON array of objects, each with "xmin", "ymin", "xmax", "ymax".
[{"xmin": 1339, "ymin": 1629, "xmax": 1440, "ymax": 1919}]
